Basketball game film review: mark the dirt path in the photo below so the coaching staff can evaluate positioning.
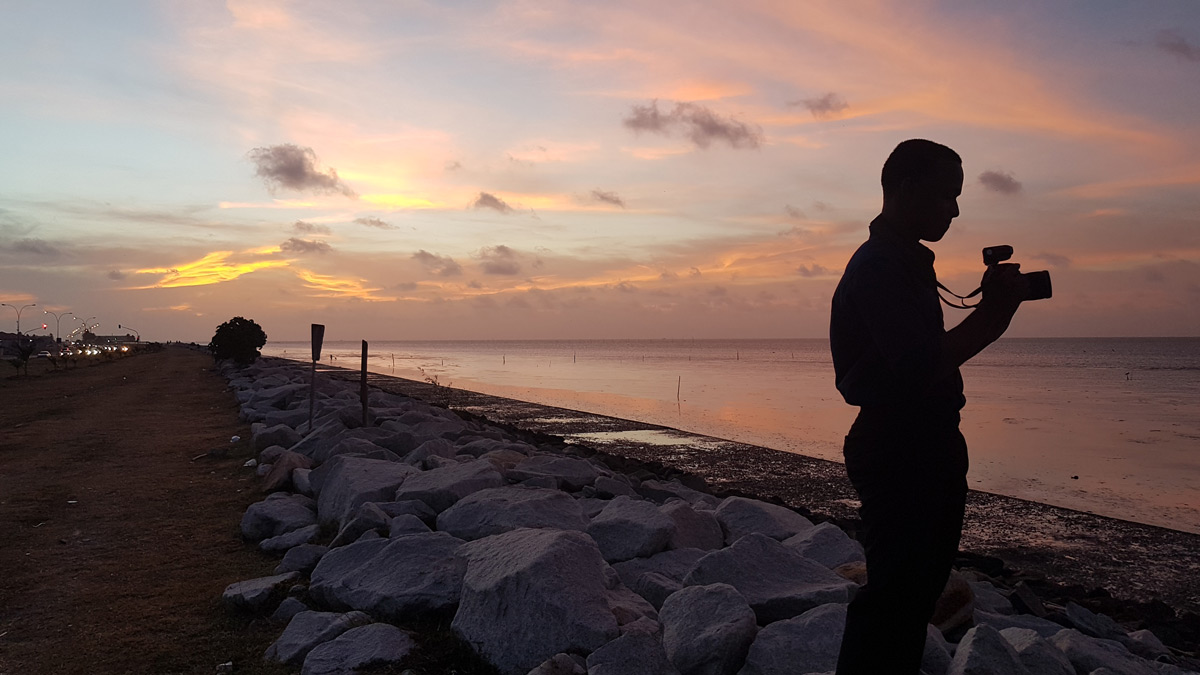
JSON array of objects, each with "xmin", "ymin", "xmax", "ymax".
[{"xmin": 0, "ymin": 347, "xmax": 285, "ymax": 675}]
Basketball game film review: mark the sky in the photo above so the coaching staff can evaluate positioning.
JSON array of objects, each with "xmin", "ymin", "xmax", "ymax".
[{"xmin": 1, "ymin": 0, "xmax": 1198, "ymax": 342}]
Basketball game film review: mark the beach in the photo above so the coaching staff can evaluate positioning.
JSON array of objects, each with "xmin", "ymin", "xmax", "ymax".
[
  {"xmin": 265, "ymin": 337, "xmax": 1200, "ymax": 534},
  {"xmin": 3, "ymin": 346, "xmax": 1199, "ymax": 673}
]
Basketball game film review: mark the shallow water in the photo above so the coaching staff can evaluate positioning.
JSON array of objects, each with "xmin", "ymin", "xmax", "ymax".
[{"xmin": 264, "ymin": 337, "xmax": 1200, "ymax": 533}]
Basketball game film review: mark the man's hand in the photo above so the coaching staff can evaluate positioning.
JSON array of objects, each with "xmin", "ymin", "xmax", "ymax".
[{"xmin": 981, "ymin": 263, "xmax": 1028, "ymax": 311}]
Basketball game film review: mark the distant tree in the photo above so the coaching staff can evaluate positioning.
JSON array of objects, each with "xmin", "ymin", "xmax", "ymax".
[{"xmin": 208, "ymin": 317, "xmax": 267, "ymax": 364}]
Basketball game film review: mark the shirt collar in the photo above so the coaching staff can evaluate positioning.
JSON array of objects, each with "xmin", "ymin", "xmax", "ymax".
[{"xmin": 868, "ymin": 215, "xmax": 936, "ymax": 267}]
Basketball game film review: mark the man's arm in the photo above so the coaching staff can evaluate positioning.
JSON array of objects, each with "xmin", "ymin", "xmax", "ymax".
[{"xmin": 939, "ymin": 263, "xmax": 1026, "ymax": 373}]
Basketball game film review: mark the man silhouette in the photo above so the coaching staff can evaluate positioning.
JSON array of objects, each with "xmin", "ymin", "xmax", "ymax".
[{"xmin": 830, "ymin": 139, "xmax": 1028, "ymax": 674}]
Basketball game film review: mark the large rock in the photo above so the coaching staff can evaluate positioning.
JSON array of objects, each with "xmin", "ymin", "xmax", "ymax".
[
  {"xmin": 637, "ymin": 480, "xmax": 720, "ymax": 509},
  {"xmin": 999, "ymin": 627, "xmax": 1074, "ymax": 675},
  {"xmin": 661, "ymin": 501, "xmax": 724, "ymax": 551},
  {"xmin": 508, "ymin": 455, "xmax": 599, "ymax": 490},
  {"xmin": 737, "ymin": 603, "xmax": 845, "ymax": 675},
  {"xmin": 392, "ymin": 459, "xmax": 506, "ymax": 513},
  {"xmin": 254, "ymin": 423, "xmax": 303, "ymax": 452},
  {"xmin": 241, "ymin": 493, "xmax": 318, "ymax": 542},
  {"xmin": 222, "ymin": 572, "xmax": 301, "ymax": 614},
  {"xmin": 612, "ymin": 549, "xmax": 709, "ymax": 609},
  {"xmin": 924, "ymin": 623, "xmax": 954, "ymax": 675},
  {"xmin": 1064, "ymin": 601, "xmax": 1128, "ymax": 641},
  {"xmin": 329, "ymin": 502, "xmax": 391, "ymax": 548},
  {"xmin": 261, "ymin": 449, "xmax": 315, "ymax": 493},
  {"xmin": 437, "ymin": 486, "xmax": 589, "ymax": 541},
  {"xmin": 587, "ymin": 496, "xmax": 677, "ymax": 563},
  {"xmin": 316, "ymin": 456, "xmax": 421, "ymax": 527},
  {"xmin": 714, "ymin": 497, "xmax": 813, "ymax": 545},
  {"xmin": 264, "ymin": 610, "xmax": 373, "ymax": 665},
  {"xmin": 660, "ymin": 583, "xmax": 758, "ymax": 675},
  {"xmin": 947, "ymin": 623, "xmax": 1030, "ymax": 675},
  {"xmin": 586, "ymin": 631, "xmax": 679, "ymax": 675},
  {"xmin": 291, "ymin": 418, "xmax": 350, "ymax": 460},
  {"xmin": 684, "ymin": 534, "xmax": 855, "ymax": 624},
  {"xmin": 1049, "ymin": 629, "xmax": 1159, "ymax": 675},
  {"xmin": 527, "ymin": 653, "xmax": 587, "ymax": 674},
  {"xmin": 607, "ymin": 583, "xmax": 660, "ymax": 628},
  {"xmin": 260, "ymin": 523, "xmax": 321, "ymax": 553},
  {"xmin": 973, "ymin": 610, "xmax": 1067, "ymax": 639},
  {"xmin": 314, "ymin": 436, "xmax": 389, "ymax": 465},
  {"xmin": 781, "ymin": 522, "xmax": 865, "ymax": 569},
  {"xmin": 309, "ymin": 538, "xmax": 391, "ymax": 609},
  {"xmin": 276, "ymin": 544, "xmax": 329, "ymax": 576},
  {"xmin": 318, "ymin": 532, "xmax": 466, "ymax": 620},
  {"xmin": 300, "ymin": 623, "xmax": 416, "ymax": 675},
  {"xmin": 452, "ymin": 528, "xmax": 619, "ymax": 675}
]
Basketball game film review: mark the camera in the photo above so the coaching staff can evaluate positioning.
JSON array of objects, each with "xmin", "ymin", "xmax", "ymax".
[{"xmin": 981, "ymin": 245, "xmax": 1052, "ymax": 301}]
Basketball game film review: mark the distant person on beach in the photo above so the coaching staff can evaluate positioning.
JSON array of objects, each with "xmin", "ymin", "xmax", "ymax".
[{"xmin": 829, "ymin": 139, "xmax": 1029, "ymax": 674}]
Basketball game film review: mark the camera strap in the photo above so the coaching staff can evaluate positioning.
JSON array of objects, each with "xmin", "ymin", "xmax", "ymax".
[{"xmin": 935, "ymin": 280, "xmax": 982, "ymax": 310}]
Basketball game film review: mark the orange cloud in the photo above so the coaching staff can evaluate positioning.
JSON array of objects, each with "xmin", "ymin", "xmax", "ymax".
[
  {"xmin": 134, "ymin": 251, "xmax": 291, "ymax": 289},
  {"xmin": 1057, "ymin": 165, "xmax": 1200, "ymax": 199},
  {"xmin": 292, "ymin": 268, "xmax": 393, "ymax": 301}
]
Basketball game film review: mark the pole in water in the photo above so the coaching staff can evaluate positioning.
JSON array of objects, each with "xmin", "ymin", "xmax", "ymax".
[
  {"xmin": 736, "ymin": 350, "xmax": 739, "ymax": 360},
  {"xmin": 360, "ymin": 340, "xmax": 369, "ymax": 426},
  {"xmin": 309, "ymin": 323, "xmax": 325, "ymax": 433},
  {"xmin": 677, "ymin": 375, "xmax": 681, "ymax": 401},
  {"xmin": 503, "ymin": 355, "xmax": 505, "ymax": 365},
  {"xmin": 573, "ymin": 352, "xmax": 576, "ymax": 363}
]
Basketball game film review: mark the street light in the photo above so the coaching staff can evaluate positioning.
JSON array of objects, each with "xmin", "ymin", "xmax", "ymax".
[
  {"xmin": 45, "ymin": 310, "xmax": 75, "ymax": 343},
  {"xmin": 76, "ymin": 316, "xmax": 97, "ymax": 343},
  {"xmin": 0, "ymin": 302, "xmax": 37, "ymax": 334},
  {"xmin": 118, "ymin": 324, "xmax": 140, "ymax": 341}
]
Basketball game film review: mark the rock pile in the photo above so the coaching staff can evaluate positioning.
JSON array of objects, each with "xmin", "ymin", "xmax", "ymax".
[{"xmin": 218, "ymin": 358, "xmax": 1197, "ymax": 675}]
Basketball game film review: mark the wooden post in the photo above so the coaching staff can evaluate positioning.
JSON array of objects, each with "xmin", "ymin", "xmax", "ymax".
[
  {"xmin": 360, "ymin": 340, "xmax": 369, "ymax": 426},
  {"xmin": 309, "ymin": 323, "xmax": 325, "ymax": 433}
]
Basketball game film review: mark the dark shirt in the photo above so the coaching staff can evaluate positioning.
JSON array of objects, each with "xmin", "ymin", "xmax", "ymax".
[{"xmin": 830, "ymin": 216, "xmax": 965, "ymax": 414}]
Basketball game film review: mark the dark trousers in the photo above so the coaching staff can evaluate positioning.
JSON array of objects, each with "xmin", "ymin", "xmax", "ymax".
[{"xmin": 835, "ymin": 408, "xmax": 968, "ymax": 675}]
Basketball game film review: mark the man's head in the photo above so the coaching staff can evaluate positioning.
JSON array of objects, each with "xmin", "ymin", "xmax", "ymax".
[{"xmin": 880, "ymin": 139, "xmax": 963, "ymax": 242}]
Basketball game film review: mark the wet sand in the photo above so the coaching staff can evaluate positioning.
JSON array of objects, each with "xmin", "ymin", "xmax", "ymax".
[{"xmin": 309, "ymin": 361, "xmax": 1200, "ymax": 620}]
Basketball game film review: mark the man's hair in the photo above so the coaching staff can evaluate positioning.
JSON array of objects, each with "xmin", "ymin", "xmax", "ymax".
[{"xmin": 881, "ymin": 139, "xmax": 961, "ymax": 195}]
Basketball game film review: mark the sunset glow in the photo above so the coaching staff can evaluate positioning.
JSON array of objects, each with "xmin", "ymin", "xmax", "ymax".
[{"xmin": 1, "ymin": 1, "xmax": 1197, "ymax": 341}]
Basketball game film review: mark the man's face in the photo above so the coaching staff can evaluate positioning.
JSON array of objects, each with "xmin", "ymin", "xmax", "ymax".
[{"xmin": 902, "ymin": 161, "xmax": 963, "ymax": 242}]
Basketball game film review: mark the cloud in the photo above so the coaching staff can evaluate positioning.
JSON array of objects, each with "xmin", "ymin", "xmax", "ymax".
[
  {"xmin": 689, "ymin": 267, "xmax": 702, "ymax": 278},
  {"xmin": 591, "ymin": 190, "xmax": 626, "ymax": 208},
  {"xmin": 790, "ymin": 92, "xmax": 849, "ymax": 120},
  {"xmin": 4, "ymin": 238, "xmax": 62, "ymax": 257},
  {"xmin": 107, "ymin": 269, "xmax": 126, "ymax": 280},
  {"xmin": 445, "ymin": 160, "xmax": 463, "ymax": 171},
  {"xmin": 785, "ymin": 204, "xmax": 806, "ymax": 219},
  {"xmin": 979, "ymin": 170, "xmax": 1023, "ymax": 194},
  {"xmin": 477, "ymin": 245, "xmax": 521, "ymax": 275},
  {"xmin": 473, "ymin": 192, "xmax": 514, "ymax": 213},
  {"xmin": 247, "ymin": 144, "xmax": 357, "ymax": 197},
  {"xmin": 135, "ymin": 250, "xmax": 290, "ymax": 289},
  {"xmin": 353, "ymin": 216, "xmax": 396, "ymax": 229},
  {"xmin": 796, "ymin": 263, "xmax": 833, "ymax": 277},
  {"xmin": 293, "ymin": 220, "xmax": 332, "ymax": 235},
  {"xmin": 412, "ymin": 250, "xmax": 463, "ymax": 277},
  {"xmin": 623, "ymin": 100, "xmax": 762, "ymax": 149},
  {"xmin": 1032, "ymin": 253, "xmax": 1071, "ymax": 268},
  {"xmin": 467, "ymin": 280, "xmax": 483, "ymax": 289},
  {"xmin": 280, "ymin": 237, "xmax": 333, "ymax": 255},
  {"xmin": 1156, "ymin": 29, "xmax": 1200, "ymax": 62}
]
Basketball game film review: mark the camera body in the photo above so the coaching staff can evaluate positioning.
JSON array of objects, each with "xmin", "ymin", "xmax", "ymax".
[{"xmin": 982, "ymin": 245, "xmax": 1052, "ymax": 301}]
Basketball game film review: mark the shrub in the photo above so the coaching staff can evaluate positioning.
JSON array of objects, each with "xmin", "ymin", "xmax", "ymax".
[{"xmin": 208, "ymin": 317, "xmax": 267, "ymax": 364}]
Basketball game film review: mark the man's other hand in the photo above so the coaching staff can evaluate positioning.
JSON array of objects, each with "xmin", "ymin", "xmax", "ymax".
[{"xmin": 981, "ymin": 263, "xmax": 1028, "ymax": 310}]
